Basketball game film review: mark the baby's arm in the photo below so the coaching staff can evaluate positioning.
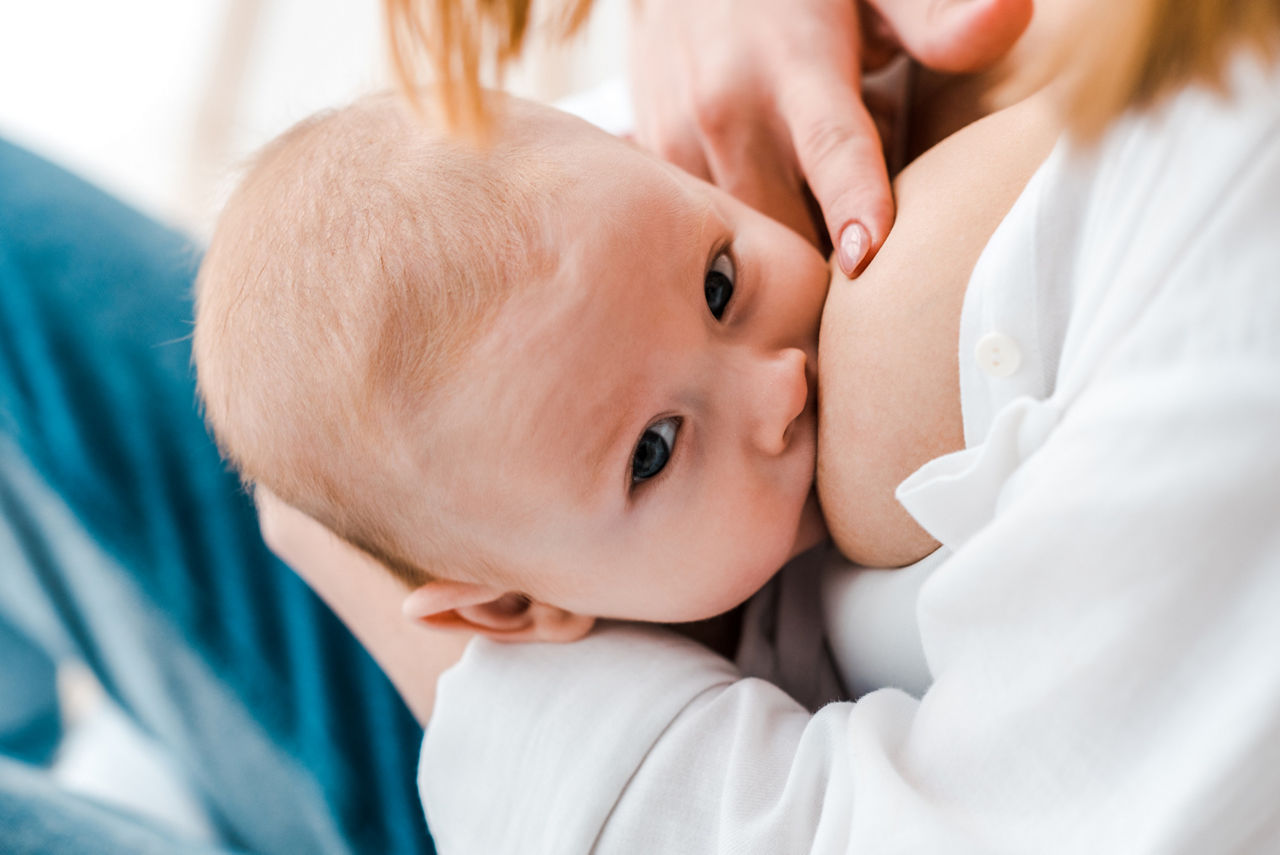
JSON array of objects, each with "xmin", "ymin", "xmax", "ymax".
[
  {"xmin": 255, "ymin": 489, "xmax": 469, "ymax": 724},
  {"xmin": 817, "ymin": 92, "xmax": 1060, "ymax": 567}
]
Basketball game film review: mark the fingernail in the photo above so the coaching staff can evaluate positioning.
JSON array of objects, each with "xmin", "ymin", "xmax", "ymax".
[{"xmin": 837, "ymin": 222, "xmax": 870, "ymax": 278}]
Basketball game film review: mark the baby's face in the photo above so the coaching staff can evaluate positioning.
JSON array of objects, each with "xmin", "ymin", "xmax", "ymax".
[{"xmin": 429, "ymin": 120, "xmax": 830, "ymax": 623}]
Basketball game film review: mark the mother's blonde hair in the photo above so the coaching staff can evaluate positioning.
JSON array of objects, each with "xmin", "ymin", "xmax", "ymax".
[
  {"xmin": 1050, "ymin": 0, "xmax": 1280, "ymax": 137},
  {"xmin": 384, "ymin": 0, "xmax": 592, "ymax": 138},
  {"xmin": 384, "ymin": 0, "xmax": 1280, "ymax": 139}
]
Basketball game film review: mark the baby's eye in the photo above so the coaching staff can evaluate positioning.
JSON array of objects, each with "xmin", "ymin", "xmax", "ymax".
[
  {"xmin": 631, "ymin": 417, "xmax": 681, "ymax": 484},
  {"xmin": 705, "ymin": 251, "xmax": 735, "ymax": 321}
]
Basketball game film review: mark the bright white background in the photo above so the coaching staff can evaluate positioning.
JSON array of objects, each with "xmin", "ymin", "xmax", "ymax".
[{"xmin": 0, "ymin": 0, "xmax": 628, "ymax": 237}]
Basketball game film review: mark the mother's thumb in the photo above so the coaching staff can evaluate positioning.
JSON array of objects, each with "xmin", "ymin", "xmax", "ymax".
[{"xmin": 877, "ymin": 0, "xmax": 1033, "ymax": 73}]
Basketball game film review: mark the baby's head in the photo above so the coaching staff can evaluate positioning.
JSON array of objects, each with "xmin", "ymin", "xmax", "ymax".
[{"xmin": 195, "ymin": 92, "xmax": 829, "ymax": 641}]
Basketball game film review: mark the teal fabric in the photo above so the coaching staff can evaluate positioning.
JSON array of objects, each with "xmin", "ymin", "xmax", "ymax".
[
  {"xmin": 0, "ymin": 621, "xmax": 60, "ymax": 765},
  {"xmin": 0, "ymin": 139, "xmax": 433, "ymax": 854},
  {"xmin": 0, "ymin": 755, "xmax": 248, "ymax": 855}
]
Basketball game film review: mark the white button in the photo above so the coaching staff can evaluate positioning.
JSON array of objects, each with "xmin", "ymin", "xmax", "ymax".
[{"xmin": 975, "ymin": 332, "xmax": 1022, "ymax": 378}]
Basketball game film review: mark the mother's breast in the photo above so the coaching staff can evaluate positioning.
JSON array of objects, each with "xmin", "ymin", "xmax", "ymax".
[
  {"xmin": 816, "ymin": 253, "xmax": 962, "ymax": 568},
  {"xmin": 815, "ymin": 94, "xmax": 1059, "ymax": 567}
]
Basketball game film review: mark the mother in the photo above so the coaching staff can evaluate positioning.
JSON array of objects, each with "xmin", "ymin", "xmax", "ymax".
[{"xmin": 2, "ymin": 3, "xmax": 1278, "ymax": 855}]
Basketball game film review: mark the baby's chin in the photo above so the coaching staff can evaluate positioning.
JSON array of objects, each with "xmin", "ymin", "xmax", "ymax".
[{"xmin": 691, "ymin": 490, "xmax": 826, "ymax": 624}]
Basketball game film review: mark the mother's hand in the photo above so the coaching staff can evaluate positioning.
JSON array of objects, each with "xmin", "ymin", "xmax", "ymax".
[
  {"xmin": 255, "ymin": 488, "xmax": 473, "ymax": 724},
  {"xmin": 628, "ymin": 0, "xmax": 1032, "ymax": 276}
]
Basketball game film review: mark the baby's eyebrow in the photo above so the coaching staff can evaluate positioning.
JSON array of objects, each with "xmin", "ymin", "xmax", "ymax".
[
  {"xmin": 579, "ymin": 381, "xmax": 642, "ymax": 498},
  {"xmin": 524, "ymin": 338, "xmax": 643, "ymax": 502}
]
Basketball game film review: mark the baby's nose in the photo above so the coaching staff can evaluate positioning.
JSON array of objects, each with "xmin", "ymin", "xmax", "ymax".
[{"xmin": 748, "ymin": 347, "xmax": 810, "ymax": 456}]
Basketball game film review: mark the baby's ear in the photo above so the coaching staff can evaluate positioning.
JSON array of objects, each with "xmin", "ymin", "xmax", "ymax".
[{"xmin": 401, "ymin": 580, "xmax": 594, "ymax": 643}]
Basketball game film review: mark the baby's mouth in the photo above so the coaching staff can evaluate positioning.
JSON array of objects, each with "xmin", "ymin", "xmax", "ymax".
[
  {"xmin": 807, "ymin": 359, "xmax": 819, "ymax": 415},
  {"xmin": 793, "ymin": 486, "xmax": 830, "ymax": 557}
]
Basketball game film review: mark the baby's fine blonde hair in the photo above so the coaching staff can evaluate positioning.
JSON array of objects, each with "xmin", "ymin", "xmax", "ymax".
[{"xmin": 194, "ymin": 93, "xmax": 560, "ymax": 587}]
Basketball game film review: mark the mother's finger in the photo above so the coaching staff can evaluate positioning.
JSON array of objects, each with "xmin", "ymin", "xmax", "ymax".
[
  {"xmin": 657, "ymin": 128, "xmax": 715, "ymax": 185},
  {"xmin": 781, "ymin": 71, "xmax": 894, "ymax": 276},
  {"xmin": 701, "ymin": 115, "xmax": 819, "ymax": 245}
]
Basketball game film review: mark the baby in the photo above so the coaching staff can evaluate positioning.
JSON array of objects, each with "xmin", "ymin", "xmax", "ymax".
[{"xmin": 194, "ymin": 91, "xmax": 834, "ymax": 641}]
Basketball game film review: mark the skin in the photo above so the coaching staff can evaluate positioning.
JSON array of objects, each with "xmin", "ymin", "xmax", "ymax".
[{"xmin": 256, "ymin": 489, "xmax": 472, "ymax": 724}]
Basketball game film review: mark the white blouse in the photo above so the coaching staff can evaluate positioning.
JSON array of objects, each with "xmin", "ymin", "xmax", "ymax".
[{"xmin": 419, "ymin": 56, "xmax": 1280, "ymax": 854}]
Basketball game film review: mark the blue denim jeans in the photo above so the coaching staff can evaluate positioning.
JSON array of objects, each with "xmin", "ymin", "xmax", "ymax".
[{"xmin": 0, "ymin": 139, "xmax": 432, "ymax": 854}]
